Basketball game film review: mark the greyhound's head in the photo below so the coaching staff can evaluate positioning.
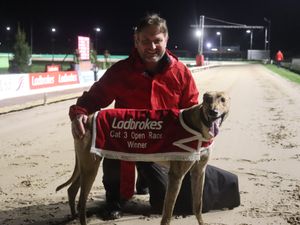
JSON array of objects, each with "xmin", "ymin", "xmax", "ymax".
[
  {"xmin": 201, "ymin": 91, "xmax": 230, "ymax": 127},
  {"xmin": 182, "ymin": 91, "xmax": 230, "ymax": 139}
]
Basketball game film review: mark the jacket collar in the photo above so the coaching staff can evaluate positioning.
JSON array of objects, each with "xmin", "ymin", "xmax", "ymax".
[{"xmin": 129, "ymin": 48, "xmax": 178, "ymax": 75}]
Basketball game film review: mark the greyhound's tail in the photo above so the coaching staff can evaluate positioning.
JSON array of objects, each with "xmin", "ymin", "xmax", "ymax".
[{"xmin": 55, "ymin": 155, "xmax": 79, "ymax": 192}]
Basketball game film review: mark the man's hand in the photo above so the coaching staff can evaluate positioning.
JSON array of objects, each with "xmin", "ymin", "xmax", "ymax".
[{"xmin": 71, "ymin": 114, "xmax": 88, "ymax": 139}]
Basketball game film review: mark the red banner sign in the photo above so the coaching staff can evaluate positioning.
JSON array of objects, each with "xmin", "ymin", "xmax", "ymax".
[
  {"xmin": 29, "ymin": 71, "xmax": 79, "ymax": 89},
  {"xmin": 46, "ymin": 64, "xmax": 61, "ymax": 72}
]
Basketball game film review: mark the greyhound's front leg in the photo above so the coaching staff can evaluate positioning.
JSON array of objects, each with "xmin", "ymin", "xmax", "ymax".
[
  {"xmin": 160, "ymin": 161, "xmax": 193, "ymax": 225},
  {"xmin": 190, "ymin": 154, "xmax": 209, "ymax": 225}
]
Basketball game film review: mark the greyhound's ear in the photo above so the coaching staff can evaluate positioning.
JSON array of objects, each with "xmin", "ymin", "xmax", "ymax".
[
  {"xmin": 220, "ymin": 94, "xmax": 231, "ymax": 126},
  {"xmin": 203, "ymin": 92, "xmax": 212, "ymax": 103},
  {"xmin": 220, "ymin": 111, "xmax": 229, "ymax": 126},
  {"xmin": 203, "ymin": 92, "xmax": 208, "ymax": 100}
]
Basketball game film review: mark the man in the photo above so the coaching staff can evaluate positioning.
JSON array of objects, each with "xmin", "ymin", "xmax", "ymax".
[
  {"xmin": 275, "ymin": 50, "xmax": 284, "ymax": 67},
  {"xmin": 69, "ymin": 13, "xmax": 199, "ymax": 219}
]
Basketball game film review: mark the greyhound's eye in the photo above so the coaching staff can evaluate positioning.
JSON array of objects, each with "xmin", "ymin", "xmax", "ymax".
[
  {"xmin": 204, "ymin": 96, "xmax": 213, "ymax": 104},
  {"xmin": 221, "ymin": 97, "xmax": 226, "ymax": 102}
]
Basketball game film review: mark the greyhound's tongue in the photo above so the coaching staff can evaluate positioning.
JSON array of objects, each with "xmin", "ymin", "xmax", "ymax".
[{"xmin": 209, "ymin": 118, "xmax": 221, "ymax": 137}]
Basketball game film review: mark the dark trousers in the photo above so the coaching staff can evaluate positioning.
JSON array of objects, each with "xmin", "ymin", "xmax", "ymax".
[
  {"xmin": 136, "ymin": 161, "xmax": 193, "ymax": 213},
  {"xmin": 103, "ymin": 158, "xmax": 193, "ymax": 213},
  {"xmin": 102, "ymin": 158, "xmax": 122, "ymax": 203},
  {"xmin": 102, "ymin": 158, "xmax": 240, "ymax": 214}
]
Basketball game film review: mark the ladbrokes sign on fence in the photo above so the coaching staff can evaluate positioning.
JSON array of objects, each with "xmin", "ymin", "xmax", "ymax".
[
  {"xmin": 29, "ymin": 71, "xmax": 79, "ymax": 89},
  {"xmin": 0, "ymin": 70, "xmax": 90, "ymax": 100}
]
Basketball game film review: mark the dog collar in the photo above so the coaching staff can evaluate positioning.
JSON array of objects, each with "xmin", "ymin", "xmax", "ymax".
[{"xmin": 199, "ymin": 109, "xmax": 212, "ymax": 127}]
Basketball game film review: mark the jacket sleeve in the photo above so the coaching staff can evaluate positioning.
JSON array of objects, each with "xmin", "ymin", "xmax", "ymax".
[
  {"xmin": 179, "ymin": 67, "xmax": 199, "ymax": 108},
  {"xmin": 69, "ymin": 69, "xmax": 116, "ymax": 120}
]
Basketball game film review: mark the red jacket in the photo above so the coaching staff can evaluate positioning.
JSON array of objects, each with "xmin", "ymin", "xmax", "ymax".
[
  {"xmin": 69, "ymin": 49, "xmax": 199, "ymax": 119},
  {"xmin": 275, "ymin": 50, "xmax": 284, "ymax": 62},
  {"xmin": 69, "ymin": 48, "xmax": 199, "ymax": 199}
]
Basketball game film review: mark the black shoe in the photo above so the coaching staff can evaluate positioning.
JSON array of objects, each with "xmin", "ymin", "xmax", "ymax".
[
  {"xmin": 102, "ymin": 202, "xmax": 123, "ymax": 220},
  {"xmin": 136, "ymin": 174, "xmax": 149, "ymax": 195},
  {"xmin": 102, "ymin": 209, "xmax": 122, "ymax": 220},
  {"xmin": 136, "ymin": 187, "xmax": 149, "ymax": 195}
]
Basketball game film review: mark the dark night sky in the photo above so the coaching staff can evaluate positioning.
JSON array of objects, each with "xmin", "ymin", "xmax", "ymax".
[{"xmin": 1, "ymin": 0, "xmax": 300, "ymax": 58}]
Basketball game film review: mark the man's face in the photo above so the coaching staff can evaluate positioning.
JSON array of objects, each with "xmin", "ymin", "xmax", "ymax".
[{"xmin": 134, "ymin": 25, "xmax": 168, "ymax": 63}]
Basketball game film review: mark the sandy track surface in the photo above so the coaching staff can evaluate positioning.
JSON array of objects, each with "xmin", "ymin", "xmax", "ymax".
[{"xmin": 0, "ymin": 64, "xmax": 299, "ymax": 225}]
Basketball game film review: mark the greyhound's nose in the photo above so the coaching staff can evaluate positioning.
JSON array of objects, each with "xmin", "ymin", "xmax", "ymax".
[{"xmin": 208, "ymin": 109, "xmax": 219, "ymax": 117}]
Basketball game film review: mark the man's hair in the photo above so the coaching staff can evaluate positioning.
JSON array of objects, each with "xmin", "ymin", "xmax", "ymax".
[{"xmin": 135, "ymin": 13, "xmax": 168, "ymax": 35}]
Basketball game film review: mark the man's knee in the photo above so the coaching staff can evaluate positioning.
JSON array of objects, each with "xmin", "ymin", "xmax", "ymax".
[{"xmin": 102, "ymin": 158, "xmax": 121, "ymax": 197}]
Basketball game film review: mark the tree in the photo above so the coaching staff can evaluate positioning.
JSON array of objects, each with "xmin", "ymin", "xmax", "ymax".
[
  {"xmin": 90, "ymin": 49, "xmax": 97, "ymax": 64},
  {"xmin": 89, "ymin": 41, "xmax": 100, "ymax": 67},
  {"xmin": 9, "ymin": 25, "xmax": 31, "ymax": 73}
]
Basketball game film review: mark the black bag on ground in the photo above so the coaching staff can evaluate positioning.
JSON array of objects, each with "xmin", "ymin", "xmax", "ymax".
[
  {"xmin": 202, "ymin": 164, "xmax": 240, "ymax": 212},
  {"xmin": 136, "ymin": 162, "xmax": 240, "ymax": 214},
  {"xmin": 173, "ymin": 164, "xmax": 240, "ymax": 214}
]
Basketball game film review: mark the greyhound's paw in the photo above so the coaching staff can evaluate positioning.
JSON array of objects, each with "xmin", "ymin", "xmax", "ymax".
[
  {"xmin": 66, "ymin": 213, "xmax": 78, "ymax": 221},
  {"xmin": 102, "ymin": 209, "xmax": 123, "ymax": 220},
  {"xmin": 101, "ymin": 202, "xmax": 123, "ymax": 220}
]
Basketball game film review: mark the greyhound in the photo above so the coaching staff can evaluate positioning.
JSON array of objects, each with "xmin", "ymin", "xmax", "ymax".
[{"xmin": 56, "ymin": 91, "xmax": 230, "ymax": 225}]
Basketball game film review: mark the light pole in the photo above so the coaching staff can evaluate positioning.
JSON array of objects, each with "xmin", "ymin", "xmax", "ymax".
[
  {"xmin": 198, "ymin": 15, "xmax": 205, "ymax": 55},
  {"xmin": 51, "ymin": 27, "xmax": 56, "ymax": 62},
  {"xmin": 195, "ymin": 29, "xmax": 202, "ymax": 53},
  {"xmin": 194, "ymin": 15, "xmax": 205, "ymax": 66},
  {"xmin": 94, "ymin": 27, "xmax": 101, "ymax": 53},
  {"xmin": 30, "ymin": 22, "xmax": 33, "ymax": 57},
  {"xmin": 264, "ymin": 27, "xmax": 267, "ymax": 50},
  {"xmin": 264, "ymin": 17, "xmax": 271, "ymax": 51},
  {"xmin": 6, "ymin": 26, "xmax": 11, "ymax": 60},
  {"xmin": 6, "ymin": 27, "xmax": 11, "ymax": 47},
  {"xmin": 216, "ymin": 31, "xmax": 222, "ymax": 52},
  {"xmin": 246, "ymin": 29, "xmax": 253, "ymax": 50}
]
